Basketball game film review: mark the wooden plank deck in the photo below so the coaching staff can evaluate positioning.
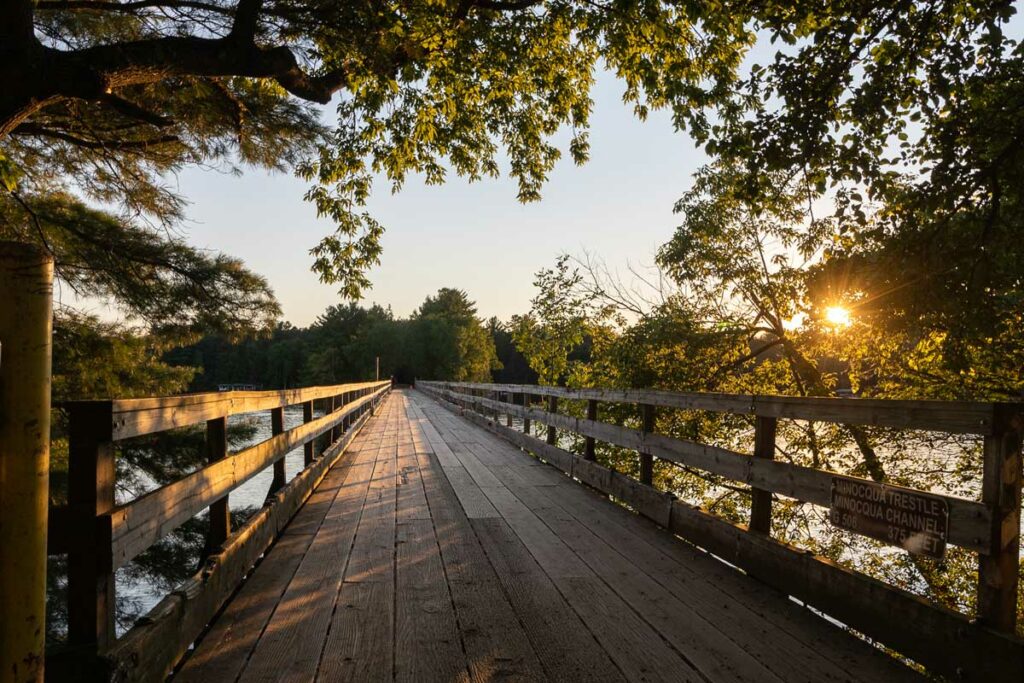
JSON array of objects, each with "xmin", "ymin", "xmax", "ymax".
[{"xmin": 177, "ymin": 389, "xmax": 922, "ymax": 682}]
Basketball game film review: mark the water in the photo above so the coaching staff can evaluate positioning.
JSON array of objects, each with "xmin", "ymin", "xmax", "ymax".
[{"xmin": 115, "ymin": 405, "xmax": 320, "ymax": 631}]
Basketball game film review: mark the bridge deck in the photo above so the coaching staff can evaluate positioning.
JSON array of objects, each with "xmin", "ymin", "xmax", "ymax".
[{"xmin": 176, "ymin": 389, "xmax": 920, "ymax": 682}]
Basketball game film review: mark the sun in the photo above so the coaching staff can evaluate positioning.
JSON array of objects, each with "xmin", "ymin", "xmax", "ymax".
[{"xmin": 824, "ymin": 306, "xmax": 852, "ymax": 328}]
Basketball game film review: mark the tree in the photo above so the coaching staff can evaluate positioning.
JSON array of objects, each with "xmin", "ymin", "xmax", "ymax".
[
  {"xmin": 488, "ymin": 317, "xmax": 536, "ymax": 383},
  {"xmin": 677, "ymin": 0, "xmax": 1024, "ymax": 397},
  {"xmin": 413, "ymin": 288, "xmax": 500, "ymax": 381},
  {"xmin": 2, "ymin": 0, "xmax": 751, "ymax": 296}
]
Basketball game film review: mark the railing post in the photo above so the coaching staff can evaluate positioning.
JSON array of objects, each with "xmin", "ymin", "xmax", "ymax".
[
  {"xmin": 977, "ymin": 406, "xmax": 1022, "ymax": 632},
  {"xmin": 303, "ymin": 400, "xmax": 315, "ymax": 465},
  {"xmin": 204, "ymin": 417, "xmax": 230, "ymax": 555},
  {"xmin": 330, "ymin": 395, "xmax": 340, "ymax": 443},
  {"xmin": 584, "ymin": 399, "xmax": 598, "ymax": 461},
  {"xmin": 67, "ymin": 401, "xmax": 116, "ymax": 652},
  {"xmin": 268, "ymin": 406, "xmax": 285, "ymax": 495},
  {"xmin": 750, "ymin": 416, "xmax": 777, "ymax": 534},
  {"xmin": 522, "ymin": 392, "xmax": 531, "ymax": 435},
  {"xmin": 546, "ymin": 395, "xmax": 558, "ymax": 446},
  {"xmin": 506, "ymin": 392, "xmax": 513, "ymax": 428},
  {"xmin": 639, "ymin": 404, "xmax": 655, "ymax": 485},
  {"xmin": 0, "ymin": 242, "xmax": 53, "ymax": 683}
]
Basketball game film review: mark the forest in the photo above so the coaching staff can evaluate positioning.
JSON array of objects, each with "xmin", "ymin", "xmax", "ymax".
[{"xmin": 1, "ymin": 0, "xmax": 1021, "ymax": 670}]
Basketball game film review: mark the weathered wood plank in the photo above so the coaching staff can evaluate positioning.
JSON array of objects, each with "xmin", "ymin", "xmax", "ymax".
[
  {"xmin": 173, "ymin": 533, "xmax": 318, "ymax": 683},
  {"xmin": 420, "ymin": 381, "xmax": 1000, "ymax": 435},
  {"xmin": 668, "ymin": 500, "xmax": 1024, "ymax": 682},
  {"xmin": 438, "ymin": 421, "xmax": 884, "ymax": 682},
  {"xmin": 235, "ymin": 422, "xmax": 384, "ymax": 682},
  {"xmin": 317, "ymin": 580, "xmax": 394, "ymax": 682},
  {"xmin": 101, "ymin": 398, "xmax": 387, "ymax": 683},
  {"xmin": 395, "ymin": 519, "xmax": 470, "ymax": 682},
  {"xmin": 424, "ymin": 395, "xmax": 786, "ymax": 683},
  {"xmin": 109, "ymin": 386, "xmax": 388, "ymax": 568},
  {"xmin": 107, "ymin": 381, "xmax": 390, "ymax": 440},
  {"xmin": 537, "ymin": 476, "xmax": 922, "ymax": 682},
  {"xmin": 425, "ymin": 385, "xmax": 991, "ymax": 553},
  {"xmin": 342, "ymin": 440, "xmax": 397, "ymax": 584},
  {"xmin": 177, "ymin": 444, "xmax": 366, "ymax": 682},
  {"xmin": 469, "ymin": 518, "xmax": 627, "ymax": 682},
  {"xmin": 421, "ymin": 387, "xmax": 1024, "ymax": 682}
]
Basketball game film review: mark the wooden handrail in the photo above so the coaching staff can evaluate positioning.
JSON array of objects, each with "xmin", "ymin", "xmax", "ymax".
[
  {"xmin": 429, "ymin": 386, "xmax": 992, "ymax": 552},
  {"xmin": 434, "ymin": 381, "xmax": 1002, "ymax": 434},
  {"xmin": 109, "ymin": 386, "xmax": 388, "ymax": 569},
  {"xmin": 65, "ymin": 380, "xmax": 390, "ymax": 440},
  {"xmin": 49, "ymin": 379, "xmax": 393, "ymax": 678},
  {"xmin": 419, "ymin": 380, "xmax": 1023, "ymax": 680}
]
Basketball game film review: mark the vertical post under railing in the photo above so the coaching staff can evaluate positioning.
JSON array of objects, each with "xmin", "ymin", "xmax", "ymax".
[
  {"xmin": 523, "ymin": 392, "xmax": 531, "ymax": 435},
  {"xmin": 546, "ymin": 395, "xmax": 558, "ymax": 446},
  {"xmin": 506, "ymin": 392, "xmax": 513, "ymax": 428},
  {"xmin": 0, "ymin": 242, "xmax": 53, "ymax": 683},
  {"xmin": 977, "ymin": 405, "xmax": 1022, "ymax": 633},
  {"xmin": 67, "ymin": 401, "xmax": 116, "ymax": 652},
  {"xmin": 639, "ymin": 404, "xmax": 655, "ymax": 485},
  {"xmin": 585, "ymin": 399, "xmax": 598, "ymax": 461},
  {"xmin": 750, "ymin": 416, "xmax": 777, "ymax": 534},
  {"xmin": 269, "ymin": 406, "xmax": 285, "ymax": 495},
  {"xmin": 302, "ymin": 400, "xmax": 315, "ymax": 465},
  {"xmin": 330, "ymin": 395, "xmax": 340, "ymax": 443},
  {"xmin": 204, "ymin": 417, "xmax": 230, "ymax": 555}
]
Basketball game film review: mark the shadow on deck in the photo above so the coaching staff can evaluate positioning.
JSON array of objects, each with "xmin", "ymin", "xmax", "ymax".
[{"xmin": 175, "ymin": 389, "xmax": 919, "ymax": 682}]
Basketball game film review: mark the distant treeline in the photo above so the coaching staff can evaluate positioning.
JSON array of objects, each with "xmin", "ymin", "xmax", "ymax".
[{"xmin": 164, "ymin": 288, "xmax": 537, "ymax": 390}]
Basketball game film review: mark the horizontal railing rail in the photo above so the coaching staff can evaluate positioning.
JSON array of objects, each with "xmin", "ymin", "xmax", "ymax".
[
  {"xmin": 419, "ymin": 381, "xmax": 1024, "ymax": 682},
  {"xmin": 434, "ymin": 381, "xmax": 1003, "ymax": 434},
  {"xmin": 101, "ymin": 380, "xmax": 388, "ymax": 440},
  {"xmin": 46, "ymin": 380, "xmax": 392, "ymax": 681}
]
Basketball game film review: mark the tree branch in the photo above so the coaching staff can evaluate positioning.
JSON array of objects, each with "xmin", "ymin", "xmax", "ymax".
[
  {"xmin": 35, "ymin": 0, "xmax": 232, "ymax": 13},
  {"xmin": 101, "ymin": 93, "xmax": 175, "ymax": 127},
  {"xmin": 12, "ymin": 122, "xmax": 179, "ymax": 150},
  {"xmin": 230, "ymin": 0, "xmax": 262, "ymax": 41}
]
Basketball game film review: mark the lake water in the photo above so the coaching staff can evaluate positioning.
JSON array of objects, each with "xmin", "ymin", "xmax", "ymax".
[{"xmin": 115, "ymin": 405, "xmax": 319, "ymax": 632}]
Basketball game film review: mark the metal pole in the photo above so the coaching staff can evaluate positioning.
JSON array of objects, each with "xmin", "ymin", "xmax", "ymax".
[
  {"xmin": 375, "ymin": 356, "xmax": 380, "ymax": 381},
  {"xmin": 0, "ymin": 242, "xmax": 54, "ymax": 683}
]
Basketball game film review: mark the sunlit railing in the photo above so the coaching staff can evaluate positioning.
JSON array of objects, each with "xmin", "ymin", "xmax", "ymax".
[
  {"xmin": 419, "ymin": 381, "xmax": 1023, "ymax": 681},
  {"xmin": 47, "ymin": 380, "xmax": 391, "ymax": 680}
]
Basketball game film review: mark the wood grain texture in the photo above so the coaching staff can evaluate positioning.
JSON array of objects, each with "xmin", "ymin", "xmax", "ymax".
[
  {"xmin": 170, "ymin": 390, "xmax": 1012, "ymax": 683},
  {"xmin": 422, "ymin": 388, "xmax": 1024, "ymax": 682},
  {"xmin": 419, "ymin": 381, "xmax": 1000, "ymax": 434},
  {"xmin": 422, "ymin": 384, "xmax": 991, "ymax": 553}
]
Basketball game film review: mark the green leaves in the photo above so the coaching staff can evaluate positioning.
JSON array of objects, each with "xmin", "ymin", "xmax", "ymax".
[{"xmin": 0, "ymin": 150, "xmax": 20, "ymax": 192}]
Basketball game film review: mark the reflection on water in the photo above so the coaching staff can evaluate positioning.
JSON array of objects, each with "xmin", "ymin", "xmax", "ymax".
[{"xmin": 115, "ymin": 405, "xmax": 320, "ymax": 632}]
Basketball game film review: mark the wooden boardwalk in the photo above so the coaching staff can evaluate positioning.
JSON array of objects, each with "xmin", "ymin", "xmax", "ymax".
[{"xmin": 176, "ymin": 389, "xmax": 920, "ymax": 682}]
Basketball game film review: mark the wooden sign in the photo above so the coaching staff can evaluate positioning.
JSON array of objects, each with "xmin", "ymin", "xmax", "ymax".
[{"xmin": 829, "ymin": 478, "xmax": 949, "ymax": 559}]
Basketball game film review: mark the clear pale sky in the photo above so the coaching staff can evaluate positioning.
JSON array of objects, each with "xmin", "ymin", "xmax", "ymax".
[{"xmin": 173, "ymin": 69, "xmax": 706, "ymax": 327}]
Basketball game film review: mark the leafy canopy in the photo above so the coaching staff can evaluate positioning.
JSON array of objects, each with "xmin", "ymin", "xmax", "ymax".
[{"xmin": 2, "ymin": 0, "xmax": 752, "ymax": 301}]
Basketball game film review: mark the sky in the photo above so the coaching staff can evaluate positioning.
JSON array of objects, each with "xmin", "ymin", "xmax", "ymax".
[{"xmin": 170, "ymin": 69, "xmax": 706, "ymax": 327}]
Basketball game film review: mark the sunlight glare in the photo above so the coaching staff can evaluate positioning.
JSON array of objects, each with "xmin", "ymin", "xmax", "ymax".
[{"xmin": 824, "ymin": 306, "xmax": 851, "ymax": 328}]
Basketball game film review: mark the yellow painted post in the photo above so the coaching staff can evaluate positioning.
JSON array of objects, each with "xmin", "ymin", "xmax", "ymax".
[{"xmin": 0, "ymin": 242, "xmax": 54, "ymax": 683}]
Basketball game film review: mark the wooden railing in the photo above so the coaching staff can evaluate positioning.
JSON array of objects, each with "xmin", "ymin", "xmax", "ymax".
[
  {"xmin": 46, "ymin": 380, "xmax": 392, "ymax": 681},
  {"xmin": 419, "ymin": 381, "xmax": 1024, "ymax": 681}
]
